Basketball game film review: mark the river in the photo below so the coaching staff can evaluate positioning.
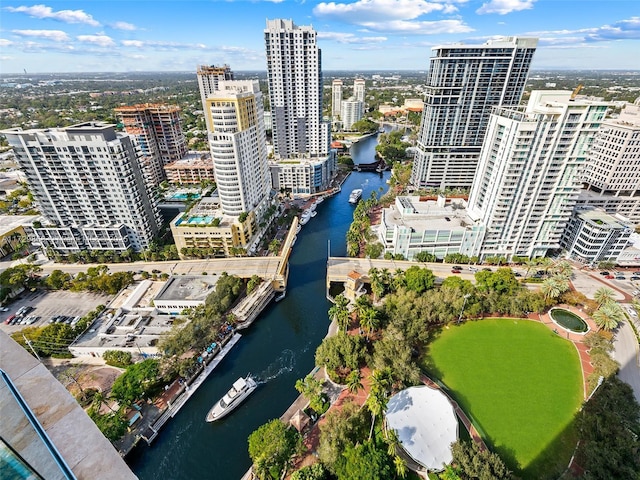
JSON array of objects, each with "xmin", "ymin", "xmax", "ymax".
[{"xmin": 128, "ymin": 132, "xmax": 390, "ymax": 479}]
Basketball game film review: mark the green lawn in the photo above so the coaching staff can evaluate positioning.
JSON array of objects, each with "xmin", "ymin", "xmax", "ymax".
[{"xmin": 422, "ymin": 319, "xmax": 583, "ymax": 479}]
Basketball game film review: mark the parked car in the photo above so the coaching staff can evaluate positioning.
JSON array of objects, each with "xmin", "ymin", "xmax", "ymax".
[
  {"xmin": 469, "ymin": 266, "xmax": 478, "ymax": 272},
  {"xmin": 4, "ymin": 314, "xmax": 16, "ymax": 325},
  {"xmin": 615, "ymin": 276, "xmax": 626, "ymax": 280},
  {"xmin": 514, "ymin": 272, "xmax": 522, "ymax": 277},
  {"xmin": 0, "ymin": 307, "xmax": 9, "ymax": 312},
  {"xmin": 452, "ymin": 265, "xmax": 463, "ymax": 271},
  {"xmin": 605, "ymin": 275, "xmax": 615, "ymax": 279},
  {"xmin": 451, "ymin": 269, "xmax": 461, "ymax": 274},
  {"xmin": 633, "ymin": 271, "xmax": 640, "ymax": 276},
  {"xmin": 599, "ymin": 271, "xmax": 610, "ymax": 276},
  {"xmin": 482, "ymin": 267, "xmax": 492, "ymax": 271},
  {"xmin": 630, "ymin": 276, "xmax": 640, "ymax": 281}
]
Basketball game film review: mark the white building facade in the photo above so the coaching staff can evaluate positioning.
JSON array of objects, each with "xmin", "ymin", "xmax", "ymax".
[
  {"xmin": 197, "ymin": 64, "xmax": 234, "ymax": 131},
  {"xmin": 2, "ymin": 122, "xmax": 161, "ymax": 252},
  {"xmin": 467, "ymin": 91, "xmax": 611, "ymax": 260},
  {"xmin": 353, "ymin": 78, "xmax": 366, "ymax": 103},
  {"xmin": 411, "ymin": 37, "xmax": 538, "ymax": 190},
  {"xmin": 332, "ymin": 79, "xmax": 343, "ymax": 118},
  {"xmin": 264, "ymin": 19, "xmax": 335, "ymax": 195},
  {"xmin": 577, "ymin": 100, "xmax": 640, "ymax": 222},
  {"xmin": 205, "ymin": 80, "xmax": 271, "ymax": 217},
  {"xmin": 341, "ymin": 97, "xmax": 364, "ymax": 131}
]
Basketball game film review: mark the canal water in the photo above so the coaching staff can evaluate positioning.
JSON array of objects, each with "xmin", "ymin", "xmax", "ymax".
[{"xmin": 128, "ymin": 133, "xmax": 390, "ymax": 479}]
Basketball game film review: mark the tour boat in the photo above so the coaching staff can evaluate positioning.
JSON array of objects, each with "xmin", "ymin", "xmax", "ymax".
[
  {"xmin": 349, "ymin": 189, "xmax": 363, "ymax": 204},
  {"xmin": 205, "ymin": 376, "xmax": 257, "ymax": 422}
]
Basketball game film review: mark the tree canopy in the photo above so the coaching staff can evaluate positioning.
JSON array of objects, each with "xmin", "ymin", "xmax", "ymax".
[{"xmin": 248, "ymin": 419, "xmax": 302, "ymax": 480}]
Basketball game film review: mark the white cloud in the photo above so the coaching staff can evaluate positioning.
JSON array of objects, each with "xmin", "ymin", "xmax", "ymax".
[
  {"xmin": 122, "ymin": 39, "xmax": 208, "ymax": 50},
  {"xmin": 5, "ymin": 4, "xmax": 100, "ymax": 26},
  {"xmin": 0, "ymin": 38, "xmax": 14, "ymax": 46},
  {"xmin": 360, "ymin": 19, "xmax": 473, "ymax": 34},
  {"xmin": 526, "ymin": 16, "xmax": 640, "ymax": 45},
  {"xmin": 318, "ymin": 31, "xmax": 387, "ymax": 44},
  {"xmin": 111, "ymin": 21, "xmax": 137, "ymax": 31},
  {"xmin": 77, "ymin": 35, "xmax": 115, "ymax": 47},
  {"xmin": 476, "ymin": 0, "xmax": 535, "ymax": 15},
  {"xmin": 12, "ymin": 29, "xmax": 69, "ymax": 42},
  {"xmin": 314, "ymin": 0, "xmax": 448, "ymax": 22}
]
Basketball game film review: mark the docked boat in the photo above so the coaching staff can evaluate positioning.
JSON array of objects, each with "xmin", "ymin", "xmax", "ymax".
[
  {"xmin": 311, "ymin": 211, "xmax": 317, "ymax": 218},
  {"xmin": 300, "ymin": 210, "xmax": 311, "ymax": 225},
  {"xmin": 205, "ymin": 376, "xmax": 257, "ymax": 422},
  {"xmin": 349, "ymin": 189, "xmax": 363, "ymax": 204}
]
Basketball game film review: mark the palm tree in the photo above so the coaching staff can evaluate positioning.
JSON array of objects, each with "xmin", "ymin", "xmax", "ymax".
[
  {"xmin": 392, "ymin": 269, "xmax": 406, "ymax": 292},
  {"xmin": 385, "ymin": 427, "xmax": 401, "ymax": 456},
  {"xmin": 593, "ymin": 287, "xmax": 616, "ymax": 307},
  {"xmin": 367, "ymin": 368, "xmax": 392, "ymax": 439},
  {"xmin": 541, "ymin": 277, "xmax": 562, "ymax": 301},
  {"xmin": 360, "ymin": 307, "xmax": 380, "ymax": 339},
  {"xmin": 354, "ymin": 295, "xmax": 372, "ymax": 323},
  {"xmin": 328, "ymin": 294, "xmax": 350, "ymax": 332},
  {"xmin": 346, "ymin": 369, "xmax": 363, "ymax": 394},
  {"xmin": 554, "ymin": 260, "xmax": 573, "ymax": 278},
  {"xmin": 593, "ymin": 301, "xmax": 625, "ymax": 331},
  {"xmin": 394, "ymin": 455, "xmax": 407, "ymax": 478}
]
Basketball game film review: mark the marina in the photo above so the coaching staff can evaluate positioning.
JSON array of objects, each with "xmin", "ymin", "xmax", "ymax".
[{"xmin": 128, "ymin": 127, "xmax": 390, "ymax": 480}]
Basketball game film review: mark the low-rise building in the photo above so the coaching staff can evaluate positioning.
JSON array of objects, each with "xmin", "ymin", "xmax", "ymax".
[
  {"xmin": 170, "ymin": 196, "xmax": 257, "ymax": 259},
  {"xmin": 561, "ymin": 207, "xmax": 633, "ymax": 265},
  {"xmin": 377, "ymin": 196, "xmax": 484, "ymax": 260},
  {"xmin": 270, "ymin": 153, "xmax": 337, "ymax": 196},
  {"xmin": 153, "ymin": 275, "xmax": 220, "ymax": 314},
  {"xmin": 164, "ymin": 151, "xmax": 215, "ymax": 185}
]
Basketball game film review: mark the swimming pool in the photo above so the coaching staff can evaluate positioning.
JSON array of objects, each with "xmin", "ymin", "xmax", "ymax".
[
  {"xmin": 187, "ymin": 216, "xmax": 214, "ymax": 225},
  {"xmin": 169, "ymin": 192, "xmax": 201, "ymax": 201}
]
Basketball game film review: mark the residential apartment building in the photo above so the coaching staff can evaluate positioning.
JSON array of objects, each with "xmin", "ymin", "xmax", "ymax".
[
  {"xmin": 164, "ymin": 151, "xmax": 215, "ymax": 185},
  {"xmin": 560, "ymin": 207, "xmax": 633, "ymax": 265},
  {"xmin": 205, "ymin": 79, "xmax": 271, "ymax": 218},
  {"xmin": 411, "ymin": 37, "xmax": 537, "ymax": 190},
  {"xmin": 2, "ymin": 122, "xmax": 161, "ymax": 252},
  {"xmin": 115, "ymin": 103, "xmax": 187, "ymax": 187},
  {"xmin": 341, "ymin": 97, "xmax": 364, "ymax": 131},
  {"xmin": 197, "ymin": 64, "xmax": 234, "ymax": 131},
  {"xmin": 264, "ymin": 19, "xmax": 335, "ymax": 194},
  {"xmin": 353, "ymin": 78, "xmax": 366, "ymax": 103},
  {"xmin": 577, "ymin": 100, "xmax": 640, "ymax": 222},
  {"xmin": 264, "ymin": 19, "xmax": 331, "ymax": 159},
  {"xmin": 467, "ymin": 91, "xmax": 611, "ymax": 259},
  {"xmin": 269, "ymin": 157, "xmax": 335, "ymax": 196},
  {"xmin": 332, "ymin": 79, "xmax": 343, "ymax": 118}
]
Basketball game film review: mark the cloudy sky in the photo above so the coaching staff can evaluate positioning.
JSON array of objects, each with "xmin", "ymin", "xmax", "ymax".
[{"xmin": 1, "ymin": 0, "xmax": 639, "ymax": 73}]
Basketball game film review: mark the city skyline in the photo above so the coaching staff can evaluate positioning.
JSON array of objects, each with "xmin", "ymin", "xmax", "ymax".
[{"xmin": 1, "ymin": 1, "xmax": 639, "ymax": 73}]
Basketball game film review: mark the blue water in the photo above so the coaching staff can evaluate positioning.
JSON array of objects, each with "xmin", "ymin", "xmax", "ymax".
[{"xmin": 128, "ymin": 133, "xmax": 390, "ymax": 479}]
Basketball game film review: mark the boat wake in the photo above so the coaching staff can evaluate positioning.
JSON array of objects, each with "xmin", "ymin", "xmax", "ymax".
[{"xmin": 254, "ymin": 349, "xmax": 296, "ymax": 384}]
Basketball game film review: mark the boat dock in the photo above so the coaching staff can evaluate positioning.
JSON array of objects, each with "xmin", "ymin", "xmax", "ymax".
[{"xmin": 141, "ymin": 333, "xmax": 242, "ymax": 445}]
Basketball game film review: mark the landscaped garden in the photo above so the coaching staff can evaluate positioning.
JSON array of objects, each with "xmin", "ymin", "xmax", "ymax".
[{"xmin": 423, "ymin": 319, "xmax": 583, "ymax": 479}]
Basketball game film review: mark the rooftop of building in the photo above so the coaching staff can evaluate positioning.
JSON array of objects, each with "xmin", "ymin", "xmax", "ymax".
[
  {"xmin": 383, "ymin": 195, "xmax": 472, "ymax": 231},
  {"xmin": 155, "ymin": 274, "xmax": 219, "ymax": 302},
  {"xmin": 164, "ymin": 151, "xmax": 212, "ymax": 169},
  {"xmin": 0, "ymin": 330, "xmax": 138, "ymax": 479},
  {"xmin": 114, "ymin": 103, "xmax": 180, "ymax": 113},
  {"xmin": 0, "ymin": 214, "xmax": 42, "ymax": 235},
  {"xmin": 172, "ymin": 196, "xmax": 240, "ymax": 228},
  {"xmin": 575, "ymin": 207, "xmax": 633, "ymax": 229}
]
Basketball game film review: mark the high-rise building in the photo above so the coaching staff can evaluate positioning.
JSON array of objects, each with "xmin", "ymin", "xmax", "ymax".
[
  {"xmin": 197, "ymin": 64, "xmax": 234, "ymax": 131},
  {"xmin": 341, "ymin": 97, "xmax": 364, "ymax": 131},
  {"xmin": 205, "ymin": 80, "xmax": 271, "ymax": 216},
  {"xmin": 467, "ymin": 91, "xmax": 610, "ymax": 259},
  {"xmin": 411, "ymin": 37, "xmax": 538, "ymax": 190},
  {"xmin": 264, "ymin": 19, "xmax": 330, "ymax": 159},
  {"xmin": 353, "ymin": 78, "xmax": 366, "ymax": 103},
  {"xmin": 577, "ymin": 99, "xmax": 640, "ymax": 222},
  {"xmin": 332, "ymin": 79, "xmax": 343, "ymax": 118},
  {"xmin": 2, "ymin": 122, "xmax": 161, "ymax": 252},
  {"xmin": 115, "ymin": 103, "xmax": 187, "ymax": 187}
]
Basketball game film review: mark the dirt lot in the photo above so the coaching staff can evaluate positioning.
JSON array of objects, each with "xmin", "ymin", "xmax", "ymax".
[{"xmin": 0, "ymin": 288, "xmax": 112, "ymax": 333}]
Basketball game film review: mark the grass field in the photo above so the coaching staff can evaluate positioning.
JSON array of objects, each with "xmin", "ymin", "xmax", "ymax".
[{"xmin": 422, "ymin": 319, "xmax": 583, "ymax": 479}]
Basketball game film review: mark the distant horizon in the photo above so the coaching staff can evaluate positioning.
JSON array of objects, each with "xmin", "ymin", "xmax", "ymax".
[
  {"xmin": 1, "ymin": 1, "xmax": 639, "ymax": 72},
  {"xmin": 2, "ymin": 68, "xmax": 640, "ymax": 77}
]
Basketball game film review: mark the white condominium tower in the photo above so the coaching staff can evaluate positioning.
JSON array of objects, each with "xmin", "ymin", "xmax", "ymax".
[
  {"xmin": 2, "ymin": 122, "xmax": 161, "ymax": 252},
  {"xmin": 341, "ymin": 97, "xmax": 364, "ymax": 131},
  {"xmin": 578, "ymin": 99, "xmax": 640, "ymax": 222},
  {"xmin": 353, "ymin": 78, "xmax": 366, "ymax": 103},
  {"xmin": 332, "ymin": 79, "xmax": 343, "ymax": 118},
  {"xmin": 205, "ymin": 80, "xmax": 271, "ymax": 216},
  {"xmin": 264, "ymin": 19, "xmax": 330, "ymax": 159},
  {"xmin": 467, "ymin": 91, "xmax": 610, "ymax": 259},
  {"xmin": 197, "ymin": 64, "xmax": 234, "ymax": 131},
  {"xmin": 411, "ymin": 37, "xmax": 537, "ymax": 190}
]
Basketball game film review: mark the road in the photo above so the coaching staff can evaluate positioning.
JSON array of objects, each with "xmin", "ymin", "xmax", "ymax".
[{"xmin": 613, "ymin": 319, "xmax": 640, "ymax": 403}]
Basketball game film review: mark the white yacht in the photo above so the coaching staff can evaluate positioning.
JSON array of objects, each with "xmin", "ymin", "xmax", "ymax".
[
  {"xmin": 349, "ymin": 189, "xmax": 363, "ymax": 204},
  {"xmin": 300, "ymin": 210, "xmax": 312, "ymax": 225},
  {"xmin": 205, "ymin": 376, "xmax": 257, "ymax": 422}
]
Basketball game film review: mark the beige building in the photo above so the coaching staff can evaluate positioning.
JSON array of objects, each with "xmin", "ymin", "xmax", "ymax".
[
  {"xmin": 164, "ymin": 151, "xmax": 215, "ymax": 184},
  {"xmin": 170, "ymin": 197, "xmax": 256, "ymax": 259}
]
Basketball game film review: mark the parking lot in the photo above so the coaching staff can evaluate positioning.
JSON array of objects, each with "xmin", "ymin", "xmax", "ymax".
[{"xmin": 1, "ymin": 289, "xmax": 113, "ymax": 333}]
